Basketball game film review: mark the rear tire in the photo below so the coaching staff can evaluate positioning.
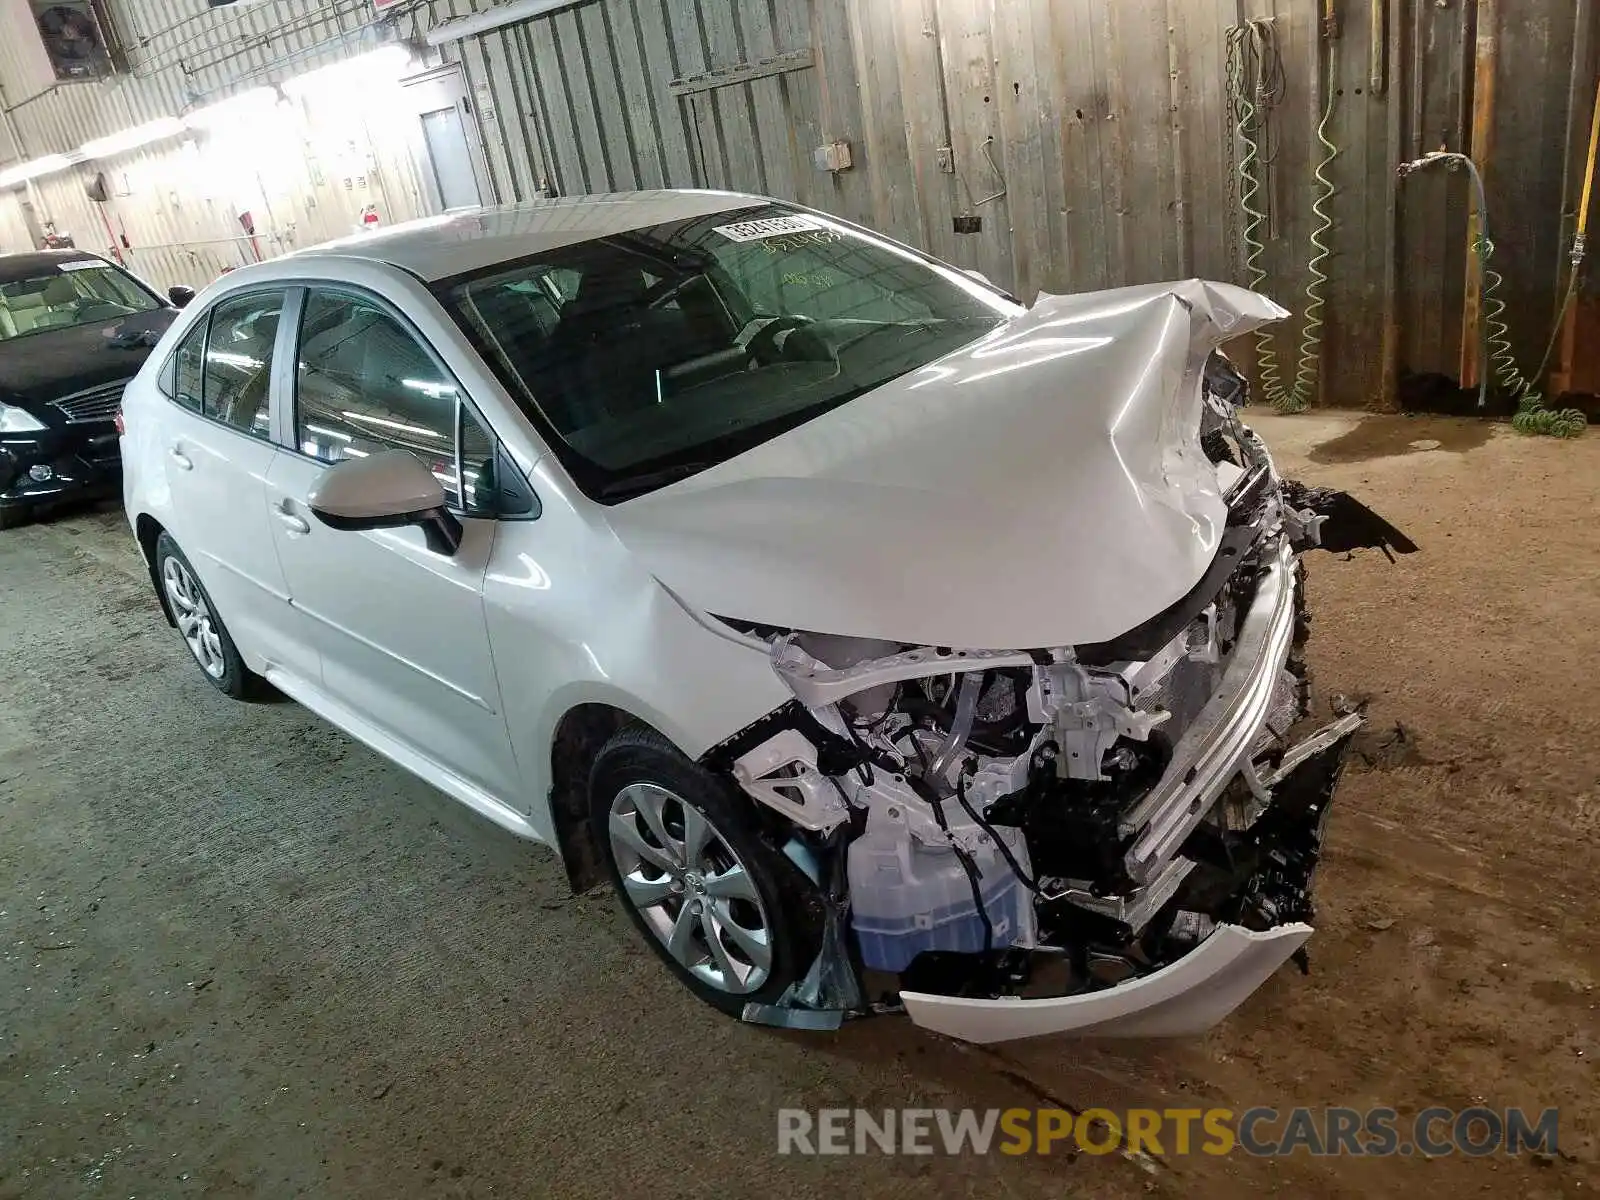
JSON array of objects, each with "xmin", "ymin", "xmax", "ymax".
[
  {"xmin": 590, "ymin": 726, "xmax": 823, "ymax": 1017},
  {"xmin": 154, "ymin": 532, "xmax": 266, "ymax": 700}
]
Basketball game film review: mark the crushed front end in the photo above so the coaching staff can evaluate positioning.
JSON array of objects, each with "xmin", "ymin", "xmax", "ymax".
[{"xmin": 702, "ymin": 353, "xmax": 1414, "ymax": 1043}]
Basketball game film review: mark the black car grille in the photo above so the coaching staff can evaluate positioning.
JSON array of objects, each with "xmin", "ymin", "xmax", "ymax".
[{"xmin": 51, "ymin": 381, "xmax": 128, "ymax": 424}]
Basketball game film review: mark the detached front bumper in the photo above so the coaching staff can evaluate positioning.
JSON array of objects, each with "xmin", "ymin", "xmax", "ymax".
[
  {"xmin": 900, "ymin": 723, "xmax": 1356, "ymax": 1043},
  {"xmin": 0, "ymin": 424, "xmax": 122, "ymax": 512}
]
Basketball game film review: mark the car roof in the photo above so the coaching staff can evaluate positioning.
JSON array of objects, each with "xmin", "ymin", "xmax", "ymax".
[
  {"xmin": 289, "ymin": 190, "xmax": 772, "ymax": 283},
  {"xmin": 0, "ymin": 249, "xmax": 115, "ymax": 285}
]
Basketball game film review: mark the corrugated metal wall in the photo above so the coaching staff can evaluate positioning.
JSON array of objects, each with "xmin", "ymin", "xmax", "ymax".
[
  {"xmin": 0, "ymin": 0, "xmax": 456, "ymax": 284},
  {"xmin": 0, "ymin": 0, "xmax": 1591, "ymax": 410}
]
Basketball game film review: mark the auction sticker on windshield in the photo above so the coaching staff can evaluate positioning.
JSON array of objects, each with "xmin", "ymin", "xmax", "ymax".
[
  {"xmin": 58, "ymin": 259, "xmax": 107, "ymax": 272},
  {"xmin": 713, "ymin": 215, "xmax": 829, "ymax": 243}
]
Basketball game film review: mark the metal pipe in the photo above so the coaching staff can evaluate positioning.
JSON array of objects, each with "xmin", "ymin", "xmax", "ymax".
[{"xmin": 425, "ymin": 0, "xmax": 584, "ymax": 46}]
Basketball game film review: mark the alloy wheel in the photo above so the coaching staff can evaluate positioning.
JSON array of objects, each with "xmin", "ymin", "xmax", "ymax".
[
  {"xmin": 161, "ymin": 556, "xmax": 226, "ymax": 680},
  {"xmin": 606, "ymin": 782, "xmax": 773, "ymax": 995}
]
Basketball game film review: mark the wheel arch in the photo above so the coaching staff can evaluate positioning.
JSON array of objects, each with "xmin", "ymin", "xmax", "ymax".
[
  {"xmin": 547, "ymin": 701, "xmax": 659, "ymax": 894},
  {"xmin": 134, "ymin": 513, "xmax": 176, "ymax": 627}
]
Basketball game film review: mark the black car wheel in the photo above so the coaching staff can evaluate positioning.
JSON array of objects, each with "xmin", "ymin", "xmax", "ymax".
[
  {"xmin": 0, "ymin": 505, "xmax": 30, "ymax": 531},
  {"xmin": 590, "ymin": 726, "xmax": 823, "ymax": 1016}
]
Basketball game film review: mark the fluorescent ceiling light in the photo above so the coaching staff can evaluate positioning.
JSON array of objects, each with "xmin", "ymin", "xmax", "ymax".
[
  {"xmin": 80, "ymin": 117, "xmax": 186, "ymax": 160},
  {"xmin": 0, "ymin": 154, "xmax": 73, "ymax": 188},
  {"xmin": 283, "ymin": 46, "xmax": 411, "ymax": 97},
  {"xmin": 184, "ymin": 87, "xmax": 280, "ymax": 129},
  {"xmin": 425, "ymin": 0, "xmax": 584, "ymax": 46}
]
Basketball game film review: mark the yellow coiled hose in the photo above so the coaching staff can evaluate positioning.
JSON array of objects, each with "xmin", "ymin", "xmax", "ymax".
[{"xmin": 1227, "ymin": 20, "xmax": 1337, "ymax": 414}]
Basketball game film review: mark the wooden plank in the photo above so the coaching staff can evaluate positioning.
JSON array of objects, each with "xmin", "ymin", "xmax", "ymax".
[
  {"xmin": 604, "ymin": 0, "xmax": 664, "ymax": 188},
  {"xmin": 1164, "ymin": 0, "xmax": 1194, "ymax": 278},
  {"xmin": 1096, "ymin": 0, "xmax": 1133, "ymax": 284},
  {"xmin": 936, "ymin": 0, "xmax": 1010, "ymax": 285},
  {"xmin": 1379, "ymin": 0, "xmax": 1405, "ymax": 410},
  {"xmin": 765, "ymin": 0, "xmax": 823, "ymax": 209},
  {"xmin": 846, "ymin": 0, "xmax": 918, "ymax": 239},
  {"xmin": 808, "ymin": 0, "xmax": 875, "ymax": 224},
  {"xmin": 1048, "ymin": 0, "xmax": 1111, "ymax": 292},
  {"xmin": 450, "ymin": 38, "xmax": 510, "ymax": 205},
  {"xmin": 491, "ymin": 25, "xmax": 541, "ymax": 201},
  {"xmin": 1551, "ymin": 6, "xmax": 1600, "ymax": 393},
  {"xmin": 992, "ymin": 0, "xmax": 1052, "ymax": 300},
  {"xmin": 697, "ymin": 0, "xmax": 761, "ymax": 193},
  {"xmin": 523, "ymin": 15, "xmax": 587, "ymax": 195},
  {"xmin": 1399, "ymin": 0, "xmax": 1470, "ymax": 379},
  {"xmin": 891, "ymin": 0, "xmax": 961, "ymax": 263},
  {"xmin": 667, "ymin": 0, "xmax": 725, "ymax": 188},
  {"xmin": 586, "ymin": 2, "xmax": 640, "ymax": 191},
  {"xmin": 728, "ymin": 9, "xmax": 799, "ymax": 201},
  {"xmin": 1364, "ymin": 0, "xmax": 1397, "ymax": 408},
  {"xmin": 1491, "ymin": 0, "xmax": 1577, "ymax": 390},
  {"xmin": 1460, "ymin": 0, "xmax": 1496, "ymax": 388},
  {"xmin": 1186, "ymin": 1, "xmax": 1235, "ymax": 282},
  {"xmin": 632, "ymin": 0, "xmax": 699, "ymax": 188},
  {"xmin": 564, "ymin": 4, "xmax": 623, "ymax": 192},
  {"xmin": 668, "ymin": 48, "xmax": 814, "ymax": 96}
]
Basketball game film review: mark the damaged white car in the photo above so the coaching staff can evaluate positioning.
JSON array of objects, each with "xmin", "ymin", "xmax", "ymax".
[{"xmin": 121, "ymin": 191, "xmax": 1415, "ymax": 1043}]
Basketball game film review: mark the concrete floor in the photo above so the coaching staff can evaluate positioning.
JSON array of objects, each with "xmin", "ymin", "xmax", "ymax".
[{"xmin": 2, "ymin": 412, "xmax": 1596, "ymax": 1199}]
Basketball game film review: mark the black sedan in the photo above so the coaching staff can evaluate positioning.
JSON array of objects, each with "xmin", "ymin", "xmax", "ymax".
[{"xmin": 0, "ymin": 251, "xmax": 193, "ymax": 529}]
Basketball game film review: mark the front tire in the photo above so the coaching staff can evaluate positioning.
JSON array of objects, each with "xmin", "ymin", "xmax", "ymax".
[
  {"xmin": 154, "ymin": 532, "xmax": 265, "ymax": 700},
  {"xmin": 590, "ymin": 726, "xmax": 823, "ymax": 1016},
  {"xmin": 0, "ymin": 504, "xmax": 30, "ymax": 531}
]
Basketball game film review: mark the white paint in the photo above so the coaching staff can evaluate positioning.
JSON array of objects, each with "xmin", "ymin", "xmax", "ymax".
[
  {"xmin": 901, "ymin": 923, "xmax": 1314, "ymax": 1041},
  {"xmin": 609, "ymin": 278, "xmax": 1286, "ymax": 649},
  {"xmin": 119, "ymin": 194, "xmax": 1301, "ymax": 1038}
]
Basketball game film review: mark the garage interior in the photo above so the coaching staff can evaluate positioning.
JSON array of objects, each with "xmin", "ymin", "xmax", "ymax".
[{"xmin": 1, "ymin": 0, "xmax": 1597, "ymax": 1198}]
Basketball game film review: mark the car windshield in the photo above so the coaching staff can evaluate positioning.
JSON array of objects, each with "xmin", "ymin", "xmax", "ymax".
[
  {"xmin": 0, "ymin": 264, "xmax": 161, "ymax": 342},
  {"xmin": 437, "ymin": 203, "xmax": 1016, "ymax": 501}
]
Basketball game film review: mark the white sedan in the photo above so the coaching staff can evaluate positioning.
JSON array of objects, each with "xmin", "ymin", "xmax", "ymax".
[{"xmin": 120, "ymin": 191, "xmax": 1413, "ymax": 1042}]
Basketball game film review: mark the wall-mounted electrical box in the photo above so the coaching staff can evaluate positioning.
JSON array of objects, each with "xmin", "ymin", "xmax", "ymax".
[{"xmin": 814, "ymin": 140, "xmax": 853, "ymax": 173}]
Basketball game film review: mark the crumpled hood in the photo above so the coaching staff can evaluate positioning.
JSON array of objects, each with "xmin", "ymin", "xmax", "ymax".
[{"xmin": 606, "ymin": 280, "xmax": 1287, "ymax": 651}]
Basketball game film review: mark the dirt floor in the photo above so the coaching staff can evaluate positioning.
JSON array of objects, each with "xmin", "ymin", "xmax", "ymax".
[{"xmin": 1, "ymin": 411, "xmax": 1596, "ymax": 1199}]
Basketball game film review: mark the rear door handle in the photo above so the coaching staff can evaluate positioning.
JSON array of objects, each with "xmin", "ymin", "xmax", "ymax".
[
  {"xmin": 273, "ymin": 506, "xmax": 311, "ymax": 536},
  {"xmin": 168, "ymin": 447, "xmax": 193, "ymax": 471}
]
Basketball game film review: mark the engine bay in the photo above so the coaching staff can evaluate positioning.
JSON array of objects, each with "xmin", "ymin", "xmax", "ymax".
[{"xmin": 700, "ymin": 356, "xmax": 1415, "ymax": 1038}]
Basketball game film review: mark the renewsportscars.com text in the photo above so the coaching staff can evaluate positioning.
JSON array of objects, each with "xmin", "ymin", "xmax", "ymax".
[{"xmin": 777, "ymin": 1106, "xmax": 1560, "ymax": 1158}]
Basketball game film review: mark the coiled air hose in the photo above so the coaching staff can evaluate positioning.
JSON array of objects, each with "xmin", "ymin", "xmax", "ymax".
[
  {"xmin": 1398, "ymin": 152, "xmax": 1588, "ymax": 438},
  {"xmin": 1226, "ymin": 19, "xmax": 1338, "ymax": 414}
]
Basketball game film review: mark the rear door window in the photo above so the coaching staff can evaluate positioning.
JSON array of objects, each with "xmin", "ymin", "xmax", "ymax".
[{"xmin": 201, "ymin": 291, "xmax": 282, "ymax": 439}]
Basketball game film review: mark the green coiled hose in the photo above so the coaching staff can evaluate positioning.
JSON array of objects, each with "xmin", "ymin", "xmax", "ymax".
[{"xmin": 1400, "ymin": 152, "xmax": 1588, "ymax": 438}]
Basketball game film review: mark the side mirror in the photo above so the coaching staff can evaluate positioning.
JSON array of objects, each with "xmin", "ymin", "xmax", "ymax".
[
  {"xmin": 168, "ymin": 284, "xmax": 196, "ymax": 309},
  {"xmin": 307, "ymin": 450, "xmax": 463, "ymax": 556}
]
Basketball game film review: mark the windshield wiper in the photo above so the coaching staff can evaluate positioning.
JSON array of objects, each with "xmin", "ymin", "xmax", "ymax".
[
  {"xmin": 836, "ymin": 320, "xmax": 941, "ymax": 352},
  {"xmin": 596, "ymin": 461, "xmax": 717, "ymax": 501}
]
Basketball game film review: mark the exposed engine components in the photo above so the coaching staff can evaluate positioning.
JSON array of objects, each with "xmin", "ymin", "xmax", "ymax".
[{"xmin": 694, "ymin": 354, "xmax": 1415, "ymax": 1039}]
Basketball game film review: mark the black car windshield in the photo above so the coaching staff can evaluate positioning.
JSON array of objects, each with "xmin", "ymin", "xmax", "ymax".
[
  {"xmin": 437, "ymin": 203, "xmax": 1015, "ymax": 501},
  {"xmin": 0, "ymin": 264, "xmax": 161, "ymax": 342}
]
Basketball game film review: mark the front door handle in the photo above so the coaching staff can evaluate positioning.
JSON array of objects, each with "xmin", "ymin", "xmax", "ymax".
[
  {"xmin": 168, "ymin": 447, "xmax": 194, "ymax": 471},
  {"xmin": 273, "ymin": 507, "xmax": 311, "ymax": 536}
]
